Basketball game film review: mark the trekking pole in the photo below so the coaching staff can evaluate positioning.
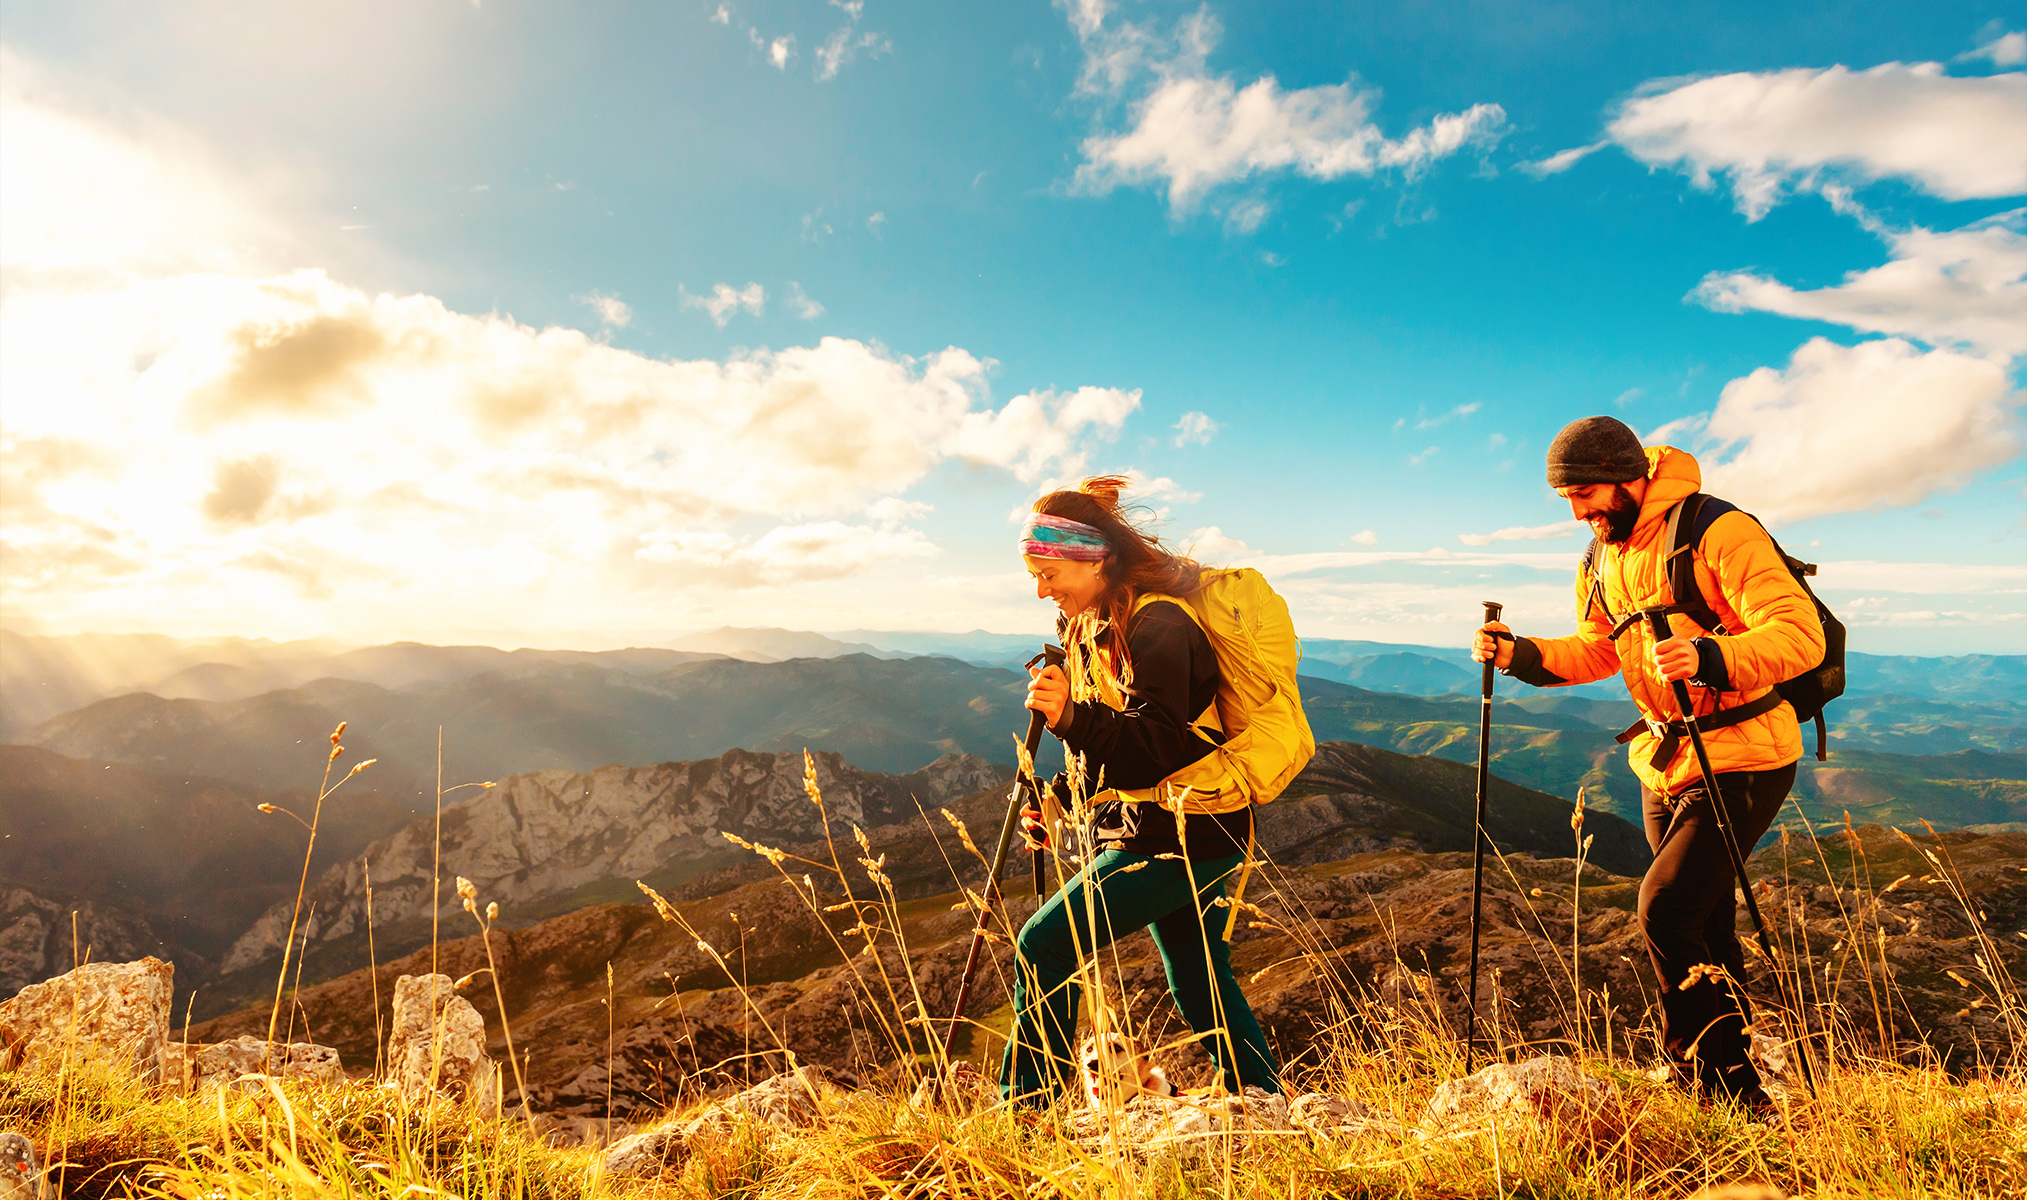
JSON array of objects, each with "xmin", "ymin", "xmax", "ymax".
[
  {"xmin": 1639, "ymin": 606, "xmax": 1818, "ymax": 1099},
  {"xmin": 940, "ymin": 645, "xmax": 1065, "ymax": 1066},
  {"xmin": 1463, "ymin": 600, "xmax": 1501, "ymax": 1074}
]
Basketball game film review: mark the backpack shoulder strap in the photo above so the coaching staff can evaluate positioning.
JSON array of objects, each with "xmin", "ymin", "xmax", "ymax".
[
  {"xmin": 1666, "ymin": 493, "xmax": 1734, "ymax": 634},
  {"xmin": 1578, "ymin": 538, "xmax": 1607, "ymax": 623}
]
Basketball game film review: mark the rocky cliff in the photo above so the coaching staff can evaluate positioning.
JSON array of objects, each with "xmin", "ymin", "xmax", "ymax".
[{"xmin": 219, "ymin": 748, "xmax": 1011, "ymax": 976}]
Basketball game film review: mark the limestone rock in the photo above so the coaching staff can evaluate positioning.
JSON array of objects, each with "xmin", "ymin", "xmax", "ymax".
[
  {"xmin": 1288, "ymin": 1091, "xmax": 1382, "ymax": 1139},
  {"xmin": 0, "ymin": 1133, "xmax": 49, "ymax": 1200},
  {"xmin": 1423, "ymin": 1055, "xmax": 1619, "ymax": 1128},
  {"xmin": 1070, "ymin": 1086, "xmax": 1292, "ymax": 1152},
  {"xmin": 386, "ymin": 974, "xmax": 497, "ymax": 1107},
  {"xmin": 177, "ymin": 1035, "xmax": 343, "ymax": 1090},
  {"xmin": 603, "ymin": 1065, "xmax": 855, "ymax": 1176},
  {"xmin": 0, "ymin": 958, "xmax": 172, "ymax": 1080}
]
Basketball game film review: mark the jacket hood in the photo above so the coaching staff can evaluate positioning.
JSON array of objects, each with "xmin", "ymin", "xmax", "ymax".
[{"xmin": 1631, "ymin": 445, "xmax": 1701, "ymax": 540}]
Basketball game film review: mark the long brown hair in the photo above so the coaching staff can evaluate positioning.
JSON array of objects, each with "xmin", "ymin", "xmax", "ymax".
[{"xmin": 1034, "ymin": 475, "xmax": 1202, "ymax": 676}]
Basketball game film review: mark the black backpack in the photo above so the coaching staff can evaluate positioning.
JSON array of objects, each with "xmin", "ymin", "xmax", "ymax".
[{"xmin": 1580, "ymin": 492, "xmax": 1846, "ymax": 760}]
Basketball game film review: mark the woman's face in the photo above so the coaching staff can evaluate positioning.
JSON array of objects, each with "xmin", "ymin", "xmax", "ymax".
[{"xmin": 1024, "ymin": 555, "xmax": 1108, "ymax": 619}]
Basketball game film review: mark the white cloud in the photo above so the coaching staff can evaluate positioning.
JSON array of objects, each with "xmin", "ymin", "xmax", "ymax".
[
  {"xmin": 945, "ymin": 386, "xmax": 1142, "ymax": 481},
  {"xmin": 1518, "ymin": 142, "xmax": 1607, "ymax": 178},
  {"xmin": 1222, "ymin": 196, "xmax": 1271, "ymax": 234},
  {"xmin": 814, "ymin": 6, "xmax": 890, "ymax": 82},
  {"xmin": 748, "ymin": 30, "xmax": 795, "ymax": 70},
  {"xmin": 801, "ymin": 208, "xmax": 833, "ymax": 243},
  {"xmin": 577, "ymin": 290, "xmax": 632, "ymax": 329},
  {"xmin": 1063, "ymin": 7, "xmax": 1507, "ymax": 212},
  {"xmin": 635, "ymin": 521, "xmax": 935, "ymax": 588},
  {"xmin": 1693, "ymin": 209, "xmax": 2026, "ymax": 356},
  {"xmin": 1346, "ymin": 529, "xmax": 1378, "ymax": 546},
  {"xmin": 1963, "ymin": 28, "xmax": 2025, "ymax": 67},
  {"xmin": 866, "ymin": 211, "xmax": 887, "ymax": 236},
  {"xmin": 1408, "ymin": 446, "xmax": 1440, "ymax": 466},
  {"xmin": 681, "ymin": 281, "xmax": 766, "ymax": 326},
  {"xmin": 785, "ymin": 281, "xmax": 824, "ymax": 320},
  {"xmin": 711, "ymin": 5, "xmax": 731, "ymax": 25},
  {"xmin": 1414, "ymin": 401, "xmax": 1480, "ymax": 430},
  {"xmin": 0, "ymin": 79, "xmax": 1148, "ymax": 635},
  {"xmin": 1173, "ymin": 410, "xmax": 1218, "ymax": 446},
  {"xmin": 1182, "ymin": 525, "xmax": 1257, "ymax": 563},
  {"xmin": 1608, "ymin": 62, "xmax": 2027, "ymax": 220},
  {"xmin": 1696, "ymin": 337, "xmax": 2020, "ymax": 522},
  {"xmin": 1456, "ymin": 520, "xmax": 1584, "ymax": 547}
]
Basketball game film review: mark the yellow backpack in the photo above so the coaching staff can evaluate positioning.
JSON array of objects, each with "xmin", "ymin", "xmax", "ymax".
[{"xmin": 1122, "ymin": 567, "xmax": 1316, "ymax": 817}]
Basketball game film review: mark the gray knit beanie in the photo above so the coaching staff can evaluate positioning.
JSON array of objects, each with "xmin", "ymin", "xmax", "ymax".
[{"xmin": 1546, "ymin": 416, "xmax": 1649, "ymax": 487}]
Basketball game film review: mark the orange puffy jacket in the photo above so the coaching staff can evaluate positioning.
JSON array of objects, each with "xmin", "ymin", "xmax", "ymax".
[{"xmin": 1510, "ymin": 446, "xmax": 1826, "ymax": 798}]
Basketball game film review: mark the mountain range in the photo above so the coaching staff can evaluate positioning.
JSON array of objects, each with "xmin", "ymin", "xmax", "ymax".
[
  {"xmin": 19, "ymin": 645, "xmax": 2022, "ymax": 828},
  {"xmin": 1, "ymin": 735, "xmax": 1647, "ymax": 1021}
]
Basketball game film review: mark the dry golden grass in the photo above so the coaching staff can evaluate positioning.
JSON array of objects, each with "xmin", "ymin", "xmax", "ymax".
[{"xmin": 4, "ymin": 722, "xmax": 2021, "ymax": 1199}]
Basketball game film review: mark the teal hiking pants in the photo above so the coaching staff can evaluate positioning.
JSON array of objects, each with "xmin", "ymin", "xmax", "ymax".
[{"xmin": 999, "ymin": 847, "xmax": 1282, "ymax": 1106}]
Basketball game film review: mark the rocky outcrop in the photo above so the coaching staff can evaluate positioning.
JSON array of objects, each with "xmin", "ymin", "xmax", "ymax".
[
  {"xmin": 603, "ymin": 1066, "xmax": 856, "ymax": 1176},
  {"xmin": 223, "ymin": 749, "xmax": 1009, "ymax": 973},
  {"xmin": 0, "ymin": 889, "xmax": 166, "ymax": 998},
  {"xmin": 0, "ymin": 958, "xmax": 173, "ymax": 1080},
  {"xmin": 386, "ymin": 974, "xmax": 497, "ymax": 1107},
  {"xmin": 1068, "ymin": 1086, "xmax": 1295, "ymax": 1152},
  {"xmin": 1422, "ymin": 1055, "xmax": 1620, "ymax": 1128},
  {"xmin": 168, "ymin": 1035, "xmax": 344, "ymax": 1090}
]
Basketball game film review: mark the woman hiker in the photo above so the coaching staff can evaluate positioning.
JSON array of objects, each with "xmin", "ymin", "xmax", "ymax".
[{"xmin": 999, "ymin": 475, "xmax": 1283, "ymax": 1107}]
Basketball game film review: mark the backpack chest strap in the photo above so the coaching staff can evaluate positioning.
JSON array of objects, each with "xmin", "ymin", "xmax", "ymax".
[{"xmin": 1615, "ymin": 690, "xmax": 1785, "ymax": 770}]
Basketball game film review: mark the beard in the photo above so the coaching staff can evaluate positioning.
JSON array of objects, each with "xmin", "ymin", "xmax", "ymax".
[{"xmin": 1598, "ymin": 484, "xmax": 1640, "ymax": 543}]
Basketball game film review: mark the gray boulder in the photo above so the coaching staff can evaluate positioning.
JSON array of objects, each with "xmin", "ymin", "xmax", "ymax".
[
  {"xmin": 0, "ymin": 958, "xmax": 172, "ymax": 1080},
  {"xmin": 386, "ymin": 973, "xmax": 497, "ymax": 1108}
]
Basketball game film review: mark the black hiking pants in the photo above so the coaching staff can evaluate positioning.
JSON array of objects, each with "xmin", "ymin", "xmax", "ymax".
[{"xmin": 1639, "ymin": 762, "xmax": 1795, "ymax": 1098}]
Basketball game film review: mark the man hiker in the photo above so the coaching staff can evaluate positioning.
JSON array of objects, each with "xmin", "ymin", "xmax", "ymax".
[{"xmin": 1472, "ymin": 415, "xmax": 1825, "ymax": 1108}]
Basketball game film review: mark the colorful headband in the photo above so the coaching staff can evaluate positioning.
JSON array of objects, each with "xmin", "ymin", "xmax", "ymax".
[{"xmin": 1019, "ymin": 513, "xmax": 1110, "ymax": 561}]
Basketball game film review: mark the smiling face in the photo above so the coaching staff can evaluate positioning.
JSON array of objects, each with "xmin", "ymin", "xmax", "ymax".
[
  {"xmin": 1558, "ymin": 478, "xmax": 1647, "ymax": 544},
  {"xmin": 1024, "ymin": 554, "xmax": 1108, "ymax": 619}
]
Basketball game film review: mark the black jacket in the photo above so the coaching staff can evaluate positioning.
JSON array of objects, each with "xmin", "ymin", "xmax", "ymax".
[{"xmin": 1054, "ymin": 601, "xmax": 1252, "ymax": 860}]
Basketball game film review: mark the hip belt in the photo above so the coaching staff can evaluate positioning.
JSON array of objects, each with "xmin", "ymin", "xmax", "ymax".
[{"xmin": 1615, "ymin": 691, "xmax": 1785, "ymax": 772}]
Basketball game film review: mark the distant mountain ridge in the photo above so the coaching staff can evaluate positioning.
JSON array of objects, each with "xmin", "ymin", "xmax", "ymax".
[{"xmin": 22, "ymin": 650, "xmax": 2023, "ymax": 829}]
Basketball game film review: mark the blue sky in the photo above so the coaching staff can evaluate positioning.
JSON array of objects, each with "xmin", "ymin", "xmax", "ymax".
[{"xmin": 1, "ymin": 1, "xmax": 2021, "ymax": 654}]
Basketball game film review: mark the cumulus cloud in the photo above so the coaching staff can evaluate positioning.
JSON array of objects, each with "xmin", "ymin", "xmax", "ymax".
[
  {"xmin": 1693, "ymin": 209, "xmax": 2026, "ymax": 356},
  {"xmin": 1962, "ymin": 28, "xmax": 2025, "ymax": 67},
  {"xmin": 945, "ymin": 386, "xmax": 1141, "ymax": 481},
  {"xmin": 681, "ymin": 281, "xmax": 766, "ymax": 326},
  {"xmin": 1173, "ymin": 410, "xmax": 1218, "ymax": 446},
  {"xmin": 785, "ymin": 281, "xmax": 825, "ymax": 320},
  {"xmin": 1063, "ymin": 5, "xmax": 1507, "ymax": 212},
  {"xmin": 1696, "ymin": 337, "xmax": 2020, "ymax": 522},
  {"xmin": 748, "ymin": 30, "xmax": 795, "ymax": 70},
  {"xmin": 577, "ymin": 290, "xmax": 633, "ymax": 329},
  {"xmin": 1608, "ymin": 62, "xmax": 2027, "ymax": 219},
  {"xmin": 0, "ymin": 78, "xmax": 1144, "ymax": 635},
  {"xmin": 1456, "ymin": 520, "xmax": 1583, "ymax": 547},
  {"xmin": 1182, "ymin": 525, "xmax": 1257, "ymax": 563}
]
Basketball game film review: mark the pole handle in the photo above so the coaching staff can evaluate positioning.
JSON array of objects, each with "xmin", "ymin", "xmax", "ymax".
[
  {"xmin": 1025, "ymin": 646, "xmax": 1067, "ymax": 895},
  {"xmin": 1479, "ymin": 600, "xmax": 1503, "ymax": 698}
]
